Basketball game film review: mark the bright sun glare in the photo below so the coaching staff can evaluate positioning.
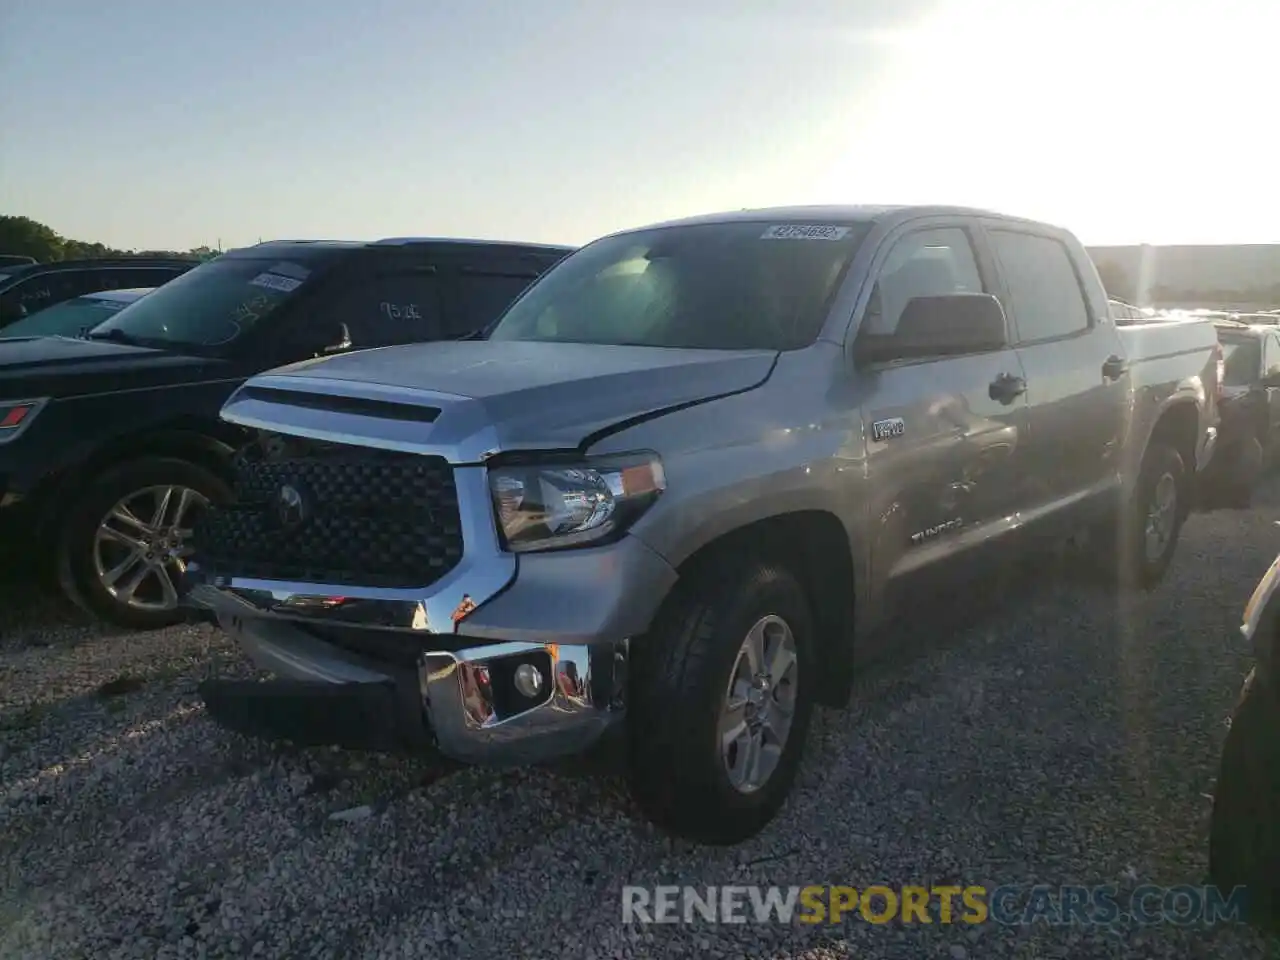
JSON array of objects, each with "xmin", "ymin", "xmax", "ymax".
[{"xmin": 804, "ymin": 0, "xmax": 1278, "ymax": 244}]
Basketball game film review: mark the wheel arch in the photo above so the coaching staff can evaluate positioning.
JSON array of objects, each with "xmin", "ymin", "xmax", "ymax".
[
  {"xmin": 29, "ymin": 417, "xmax": 246, "ymax": 539},
  {"xmin": 1145, "ymin": 399, "xmax": 1201, "ymax": 483},
  {"xmin": 662, "ymin": 509, "xmax": 858, "ymax": 708}
]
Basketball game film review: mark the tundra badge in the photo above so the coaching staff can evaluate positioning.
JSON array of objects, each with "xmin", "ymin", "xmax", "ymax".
[{"xmin": 871, "ymin": 417, "xmax": 906, "ymax": 442}]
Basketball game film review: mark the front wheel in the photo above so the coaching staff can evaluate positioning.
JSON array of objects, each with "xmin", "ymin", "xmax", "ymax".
[
  {"xmin": 628, "ymin": 560, "xmax": 816, "ymax": 844},
  {"xmin": 1209, "ymin": 669, "xmax": 1280, "ymax": 932},
  {"xmin": 58, "ymin": 457, "xmax": 231, "ymax": 631}
]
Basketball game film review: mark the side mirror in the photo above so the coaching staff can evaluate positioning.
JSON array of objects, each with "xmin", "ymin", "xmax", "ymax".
[
  {"xmin": 856, "ymin": 293, "xmax": 1008, "ymax": 364},
  {"xmin": 318, "ymin": 322, "xmax": 352, "ymax": 356}
]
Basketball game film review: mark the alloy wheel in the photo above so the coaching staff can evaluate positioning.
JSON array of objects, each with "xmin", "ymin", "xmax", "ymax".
[
  {"xmin": 92, "ymin": 484, "xmax": 208, "ymax": 612},
  {"xmin": 718, "ymin": 614, "xmax": 800, "ymax": 794}
]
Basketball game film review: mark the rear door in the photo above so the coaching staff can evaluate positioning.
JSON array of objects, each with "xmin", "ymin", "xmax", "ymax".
[
  {"xmin": 982, "ymin": 223, "xmax": 1128, "ymax": 536},
  {"xmin": 856, "ymin": 219, "xmax": 1029, "ymax": 612},
  {"xmin": 273, "ymin": 255, "xmax": 448, "ymax": 358}
]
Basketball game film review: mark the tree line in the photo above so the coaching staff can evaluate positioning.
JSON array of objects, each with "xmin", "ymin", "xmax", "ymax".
[{"xmin": 0, "ymin": 215, "xmax": 221, "ymax": 263}]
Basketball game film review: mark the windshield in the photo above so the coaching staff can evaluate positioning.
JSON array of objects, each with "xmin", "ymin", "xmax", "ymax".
[
  {"xmin": 1, "ymin": 294, "xmax": 139, "ymax": 339},
  {"xmin": 89, "ymin": 256, "xmax": 315, "ymax": 350},
  {"xmin": 1221, "ymin": 339, "xmax": 1260, "ymax": 386},
  {"xmin": 486, "ymin": 220, "xmax": 872, "ymax": 351}
]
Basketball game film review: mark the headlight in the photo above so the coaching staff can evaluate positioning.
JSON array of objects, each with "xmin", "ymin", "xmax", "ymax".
[
  {"xmin": 0, "ymin": 398, "xmax": 48, "ymax": 444},
  {"xmin": 488, "ymin": 453, "xmax": 665, "ymax": 552}
]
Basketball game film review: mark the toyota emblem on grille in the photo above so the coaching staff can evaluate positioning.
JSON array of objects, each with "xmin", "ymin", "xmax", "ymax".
[{"xmin": 276, "ymin": 483, "xmax": 310, "ymax": 531}]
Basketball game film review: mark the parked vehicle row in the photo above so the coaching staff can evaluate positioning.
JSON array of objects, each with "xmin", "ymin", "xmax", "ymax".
[
  {"xmin": 0, "ymin": 256, "xmax": 198, "ymax": 328},
  {"xmin": 171, "ymin": 204, "xmax": 1225, "ymax": 843},
  {"xmin": 0, "ymin": 237, "xmax": 573, "ymax": 627},
  {"xmin": 1108, "ymin": 298, "xmax": 1280, "ymax": 507},
  {"xmin": 0, "ymin": 287, "xmax": 155, "ymax": 340}
]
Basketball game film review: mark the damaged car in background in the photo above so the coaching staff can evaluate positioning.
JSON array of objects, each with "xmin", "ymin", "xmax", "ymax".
[{"xmin": 188, "ymin": 205, "xmax": 1222, "ymax": 843}]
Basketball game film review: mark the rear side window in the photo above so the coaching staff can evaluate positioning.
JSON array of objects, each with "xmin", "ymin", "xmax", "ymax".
[
  {"xmin": 119, "ymin": 266, "xmax": 187, "ymax": 289},
  {"xmin": 1221, "ymin": 338, "xmax": 1261, "ymax": 387},
  {"xmin": 451, "ymin": 270, "xmax": 539, "ymax": 336},
  {"xmin": 1268, "ymin": 333, "xmax": 1280, "ymax": 383},
  {"xmin": 4, "ymin": 270, "xmax": 99, "ymax": 315},
  {"xmin": 991, "ymin": 231, "xmax": 1090, "ymax": 343}
]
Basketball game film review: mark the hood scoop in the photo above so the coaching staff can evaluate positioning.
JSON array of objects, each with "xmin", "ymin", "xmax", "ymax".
[{"xmin": 238, "ymin": 385, "xmax": 440, "ymax": 423}]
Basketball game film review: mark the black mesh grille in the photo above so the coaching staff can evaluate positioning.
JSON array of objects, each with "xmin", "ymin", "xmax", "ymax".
[{"xmin": 193, "ymin": 432, "xmax": 463, "ymax": 588}]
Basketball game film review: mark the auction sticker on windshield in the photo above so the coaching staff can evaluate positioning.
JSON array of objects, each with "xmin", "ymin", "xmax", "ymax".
[
  {"xmin": 760, "ymin": 224, "xmax": 852, "ymax": 241},
  {"xmin": 249, "ymin": 272, "xmax": 304, "ymax": 293}
]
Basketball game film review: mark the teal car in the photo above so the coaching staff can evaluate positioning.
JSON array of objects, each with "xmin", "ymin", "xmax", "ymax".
[{"xmin": 0, "ymin": 287, "xmax": 154, "ymax": 340}]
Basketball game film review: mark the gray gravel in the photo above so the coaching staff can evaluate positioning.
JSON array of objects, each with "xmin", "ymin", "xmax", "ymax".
[{"xmin": 4, "ymin": 484, "xmax": 1280, "ymax": 959}]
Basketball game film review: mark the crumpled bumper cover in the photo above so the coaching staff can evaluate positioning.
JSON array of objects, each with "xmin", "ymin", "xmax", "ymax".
[{"xmin": 191, "ymin": 583, "xmax": 629, "ymax": 765}]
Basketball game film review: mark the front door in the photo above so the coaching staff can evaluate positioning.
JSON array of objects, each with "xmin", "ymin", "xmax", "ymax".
[{"xmin": 855, "ymin": 222, "xmax": 1030, "ymax": 620}]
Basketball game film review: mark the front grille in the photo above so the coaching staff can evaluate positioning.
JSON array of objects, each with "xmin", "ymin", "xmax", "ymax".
[{"xmin": 193, "ymin": 432, "xmax": 463, "ymax": 589}]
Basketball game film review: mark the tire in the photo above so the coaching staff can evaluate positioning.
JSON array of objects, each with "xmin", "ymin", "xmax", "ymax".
[
  {"xmin": 1112, "ymin": 442, "xmax": 1187, "ymax": 589},
  {"xmin": 628, "ymin": 559, "xmax": 816, "ymax": 844},
  {"xmin": 57, "ymin": 456, "xmax": 231, "ymax": 631},
  {"xmin": 1208, "ymin": 669, "xmax": 1280, "ymax": 932}
]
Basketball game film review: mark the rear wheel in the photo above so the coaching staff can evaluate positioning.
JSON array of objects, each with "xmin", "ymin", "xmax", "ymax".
[
  {"xmin": 629, "ymin": 559, "xmax": 815, "ymax": 844},
  {"xmin": 1102, "ymin": 441, "xmax": 1187, "ymax": 589},
  {"xmin": 1209, "ymin": 669, "xmax": 1280, "ymax": 932},
  {"xmin": 58, "ymin": 457, "xmax": 230, "ymax": 630}
]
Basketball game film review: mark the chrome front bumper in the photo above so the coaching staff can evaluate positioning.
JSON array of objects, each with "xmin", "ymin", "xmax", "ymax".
[{"xmin": 196, "ymin": 583, "xmax": 629, "ymax": 765}]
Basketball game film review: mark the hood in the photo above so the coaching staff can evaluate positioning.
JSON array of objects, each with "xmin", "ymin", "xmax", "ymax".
[
  {"xmin": 221, "ymin": 339, "xmax": 777, "ymax": 459},
  {"xmin": 0, "ymin": 335, "xmax": 217, "ymax": 399}
]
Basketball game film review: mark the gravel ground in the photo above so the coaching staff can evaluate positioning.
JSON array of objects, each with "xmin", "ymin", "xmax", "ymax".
[{"xmin": 3, "ymin": 485, "xmax": 1280, "ymax": 960}]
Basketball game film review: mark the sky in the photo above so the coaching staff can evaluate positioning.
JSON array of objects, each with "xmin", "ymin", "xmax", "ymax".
[{"xmin": 1, "ymin": 0, "xmax": 1276, "ymax": 251}]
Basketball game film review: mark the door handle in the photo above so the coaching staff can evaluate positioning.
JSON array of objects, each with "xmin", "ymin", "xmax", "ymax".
[
  {"xmin": 1102, "ymin": 355, "xmax": 1128, "ymax": 381},
  {"xmin": 988, "ymin": 373, "xmax": 1026, "ymax": 404}
]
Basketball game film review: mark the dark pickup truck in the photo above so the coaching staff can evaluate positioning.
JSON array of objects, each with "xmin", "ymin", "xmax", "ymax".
[
  {"xmin": 0, "ymin": 237, "xmax": 572, "ymax": 629},
  {"xmin": 1199, "ymin": 320, "xmax": 1280, "ymax": 505}
]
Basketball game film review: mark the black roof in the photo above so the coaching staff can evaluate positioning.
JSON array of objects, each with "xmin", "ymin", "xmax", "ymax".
[
  {"xmin": 222, "ymin": 237, "xmax": 576, "ymax": 260},
  {"xmin": 1, "ymin": 256, "xmax": 200, "ymax": 280}
]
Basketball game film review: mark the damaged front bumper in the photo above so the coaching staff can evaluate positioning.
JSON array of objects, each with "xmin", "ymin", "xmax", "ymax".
[
  {"xmin": 187, "ymin": 508, "xmax": 677, "ymax": 765},
  {"xmin": 194, "ymin": 585, "xmax": 629, "ymax": 763}
]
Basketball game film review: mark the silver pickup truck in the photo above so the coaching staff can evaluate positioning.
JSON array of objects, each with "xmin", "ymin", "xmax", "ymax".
[{"xmin": 189, "ymin": 206, "xmax": 1220, "ymax": 844}]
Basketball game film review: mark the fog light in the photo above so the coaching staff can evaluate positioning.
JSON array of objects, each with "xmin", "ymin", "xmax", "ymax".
[{"xmin": 513, "ymin": 662, "xmax": 544, "ymax": 698}]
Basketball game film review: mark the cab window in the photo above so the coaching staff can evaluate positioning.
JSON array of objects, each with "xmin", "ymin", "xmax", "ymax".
[{"xmin": 862, "ymin": 228, "xmax": 985, "ymax": 336}]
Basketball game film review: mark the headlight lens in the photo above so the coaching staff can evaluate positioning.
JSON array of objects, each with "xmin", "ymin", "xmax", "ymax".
[{"xmin": 488, "ymin": 453, "xmax": 665, "ymax": 552}]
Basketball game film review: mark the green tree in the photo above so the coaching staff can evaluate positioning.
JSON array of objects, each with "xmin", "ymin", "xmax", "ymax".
[
  {"xmin": 0, "ymin": 215, "xmax": 66, "ymax": 262},
  {"xmin": 0, "ymin": 214, "xmax": 226, "ymax": 263}
]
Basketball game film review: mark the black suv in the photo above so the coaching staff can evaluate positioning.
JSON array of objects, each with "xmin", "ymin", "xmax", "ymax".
[
  {"xmin": 0, "ymin": 237, "xmax": 572, "ymax": 629},
  {"xmin": 0, "ymin": 257, "xmax": 199, "ymax": 329}
]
